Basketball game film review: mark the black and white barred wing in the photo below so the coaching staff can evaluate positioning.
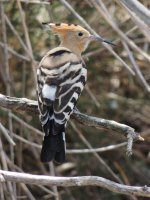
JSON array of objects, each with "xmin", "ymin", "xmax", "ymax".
[
  {"xmin": 37, "ymin": 69, "xmax": 56, "ymax": 135},
  {"xmin": 53, "ymin": 63, "xmax": 87, "ymax": 134}
]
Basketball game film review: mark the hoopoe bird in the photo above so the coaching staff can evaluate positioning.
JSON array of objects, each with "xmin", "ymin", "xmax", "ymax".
[{"xmin": 37, "ymin": 23, "xmax": 114, "ymax": 163}]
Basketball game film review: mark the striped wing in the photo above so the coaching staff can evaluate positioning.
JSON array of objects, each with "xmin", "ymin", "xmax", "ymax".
[
  {"xmin": 37, "ymin": 47, "xmax": 87, "ymax": 163},
  {"xmin": 53, "ymin": 63, "xmax": 87, "ymax": 134}
]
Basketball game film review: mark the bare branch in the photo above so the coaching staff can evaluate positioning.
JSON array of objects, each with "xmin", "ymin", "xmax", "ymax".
[
  {"xmin": 16, "ymin": 0, "xmax": 50, "ymax": 4},
  {"xmin": 122, "ymin": 41, "xmax": 150, "ymax": 93},
  {"xmin": 91, "ymin": 0, "xmax": 150, "ymax": 63},
  {"xmin": 120, "ymin": 0, "xmax": 150, "ymax": 26},
  {"xmin": 0, "ymin": 122, "xmax": 16, "ymax": 146},
  {"xmin": 0, "ymin": 170, "xmax": 149, "ymax": 197},
  {"xmin": 0, "ymin": 93, "xmax": 144, "ymax": 155},
  {"xmin": 0, "ymin": 41, "xmax": 30, "ymax": 62},
  {"xmin": 0, "ymin": 94, "xmax": 38, "ymax": 113},
  {"xmin": 66, "ymin": 142, "xmax": 127, "ymax": 154}
]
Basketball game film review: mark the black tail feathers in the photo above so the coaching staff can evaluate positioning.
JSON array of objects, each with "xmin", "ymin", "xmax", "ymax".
[
  {"xmin": 40, "ymin": 132, "xmax": 66, "ymax": 164},
  {"xmin": 40, "ymin": 104, "xmax": 66, "ymax": 163}
]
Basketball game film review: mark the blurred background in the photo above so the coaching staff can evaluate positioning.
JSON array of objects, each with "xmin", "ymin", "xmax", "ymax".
[{"xmin": 0, "ymin": 0, "xmax": 150, "ymax": 199}]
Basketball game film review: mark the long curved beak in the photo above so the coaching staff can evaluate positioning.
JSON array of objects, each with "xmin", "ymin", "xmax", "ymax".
[{"xmin": 89, "ymin": 35, "xmax": 115, "ymax": 46}]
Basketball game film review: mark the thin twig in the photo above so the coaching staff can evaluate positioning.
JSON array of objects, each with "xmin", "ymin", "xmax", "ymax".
[
  {"xmin": 49, "ymin": 163, "xmax": 60, "ymax": 200},
  {"xmin": 0, "ymin": 139, "xmax": 16, "ymax": 200},
  {"xmin": 70, "ymin": 121, "xmax": 123, "ymax": 183},
  {"xmin": 17, "ymin": 0, "xmax": 37, "ymax": 83},
  {"xmin": 1, "ymin": 3, "xmax": 16, "ymax": 195},
  {"xmin": 66, "ymin": 142, "xmax": 126, "ymax": 154},
  {"xmin": 118, "ymin": 2, "xmax": 150, "ymax": 43},
  {"xmin": 0, "ymin": 41, "xmax": 30, "ymax": 61},
  {"xmin": 91, "ymin": 0, "xmax": 150, "ymax": 63},
  {"xmin": 122, "ymin": 41, "xmax": 150, "ymax": 93},
  {"xmin": 119, "ymin": 0, "xmax": 150, "ymax": 26},
  {"xmin": 11, "ymin": 113, "xmax": 44, "ymax": 136},
  {"xmin": 0, "ymin": 122, "xmax": 16, "ymax": 146},
  {"xmin": 85, "ymin": 84, "xmax": 100, "ymax": 108},
  {"xmin": 17, "ymin": 0, "xmax": 50, "ymax": 4}
]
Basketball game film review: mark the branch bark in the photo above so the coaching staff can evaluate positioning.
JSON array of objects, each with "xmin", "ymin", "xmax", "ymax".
[
  {"xmin": 0, "ymin": 170, "xmax": 149, "ymax": 197},
  {"xmin": 120, "ymin": 0, "xmax": 150, "ymax": 26},
  {"xmin": 0, "ymin": 93, "xmax": 144, "ymax": 155}
]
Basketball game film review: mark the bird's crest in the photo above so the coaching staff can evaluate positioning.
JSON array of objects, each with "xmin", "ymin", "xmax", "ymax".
[{"xmin": 42, "ymin": 22, "xmax": 88, "ymax": 33}]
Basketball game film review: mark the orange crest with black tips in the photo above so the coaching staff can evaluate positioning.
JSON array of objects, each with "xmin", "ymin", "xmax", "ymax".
[{"xmin": 48, "ymin": 23, "xmax": 89, "ymax": 34}]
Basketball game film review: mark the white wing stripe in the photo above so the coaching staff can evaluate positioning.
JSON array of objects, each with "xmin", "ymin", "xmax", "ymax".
[{"xmin": 42, "ymin": 84, "xmax": 57, "ymax": 100}]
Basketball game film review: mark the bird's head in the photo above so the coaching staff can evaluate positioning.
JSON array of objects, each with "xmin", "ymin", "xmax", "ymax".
[{"xmin": 42, "ymin": 22, "xmax": 114, "ymax": 56}]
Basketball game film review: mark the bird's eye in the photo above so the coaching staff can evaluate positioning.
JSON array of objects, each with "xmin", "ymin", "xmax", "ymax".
[{"xmin": 78, "ymin": 32, "xmax": 83, "ymax": 37}]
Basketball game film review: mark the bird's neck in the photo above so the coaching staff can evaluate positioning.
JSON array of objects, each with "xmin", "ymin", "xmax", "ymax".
[{"xmin": 60, "ymin": 41, "xmax": 82, "ymax": 57}]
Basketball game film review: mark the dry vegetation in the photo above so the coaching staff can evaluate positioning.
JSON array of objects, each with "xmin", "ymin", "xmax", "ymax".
[{"xmin": 0, "ymin": 0, "xmax": 150, "ymax": 199}]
